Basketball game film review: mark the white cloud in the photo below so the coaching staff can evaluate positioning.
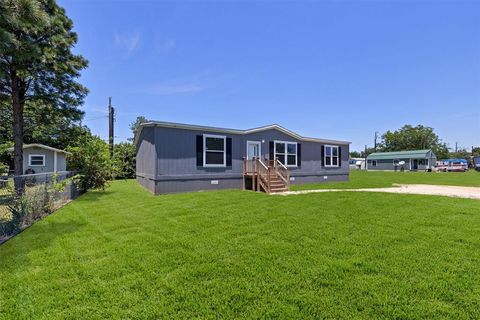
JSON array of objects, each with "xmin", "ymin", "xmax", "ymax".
[
  {"xmin": 114, "ymin": 31, "xmax": 141, "ymax": 56},
  {"xmin": 155, "ymin": 39, "xmax": 176, "ymax": 53},
  {"xmin": 143, "ymin": 82, "xmax": 205, "ymax": 95},
  {"xmin": 141, "ymin": 72, "xmax": 235, "ymax": 96}
]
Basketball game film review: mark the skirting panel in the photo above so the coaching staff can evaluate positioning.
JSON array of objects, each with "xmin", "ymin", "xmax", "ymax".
[
  {"xmin": 155, "ymin": 177, "xmax": 243, "ymax": 194},
  {"xmin": 137, "ymin": 174, "xmax": 349, "ymax": 195}
]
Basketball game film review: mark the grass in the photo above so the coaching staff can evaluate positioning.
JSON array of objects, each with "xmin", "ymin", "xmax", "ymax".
[
  {"xmin": 0, "ymin": 178, "xmax": 480, "ymax": 319},
  {"xmin": 292, "ymin": 169, "xmax": 480, "ymax": 190}
]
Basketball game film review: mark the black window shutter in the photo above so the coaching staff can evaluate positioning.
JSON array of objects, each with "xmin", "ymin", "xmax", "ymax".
[
  {"xmin": 321, "ymin": 145, "xmax": 325, "ymax": 167},
  {"xmin": 269, "ymin": 141, "xmax": 274, "ymax": 160},
  {"xmin": 297, "ymin": 143, "xmax": 302, "ymax": 166},
  {"xmin": 338, "ymin": 146, "xmax": 342, "ymax": 167},
  {"xmin": 226, "ymin": 137, "xmax": 232, "ymax": 166},
  {"xmin": 196, "ymin": 135, "xmax": 203, "ymax": 166}
]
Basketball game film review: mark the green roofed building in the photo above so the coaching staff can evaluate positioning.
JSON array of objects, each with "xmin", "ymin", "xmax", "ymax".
[{"xmin": 366, "ymin": 149, "xmax": 436, "ymax": 171}]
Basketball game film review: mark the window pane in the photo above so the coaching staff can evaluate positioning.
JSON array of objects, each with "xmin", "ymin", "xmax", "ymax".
[
  {"xmin": 287, "ymin": 143, "xmax": 296, "ymax": 155},
  {"xmin": 277, "ymin": 154, "xmax": 285, "ymax": 165},
  {"xmin": 275, "ymin": 143, "xmax": 285, "ymax": 153},
  {"xmin": 325, "ymin": 146, "xmax": 332, "ymax": 156},
  {"xmin": 332, "ymin": 147, "xmax": 338, "ymax": 156},
  {"xmin": 30, "ymin": 156, "xmax": 44, "ymax": 165},
  {"xmin": 326, "ymin": 156, "xmax": 331, "ymax": 166},
  {"xmin": 287, "ymin": 155, "xmax": 296, "ymax": 166},
  {"xmin": 206, "ymin": 137, "xmax": 224, "ymax": 151},
  {"xmin": 205, "ymin": 151, "xmax": 224, "ymax": 165},
  {"xmin": 332, "ymin": 157, "xmax": 338, "ymax": 166}
]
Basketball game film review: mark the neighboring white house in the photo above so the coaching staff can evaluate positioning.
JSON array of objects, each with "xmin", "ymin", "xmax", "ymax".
[{"xmin": 7, "ymin": 144, "xmax": 70, "ymax": 175}]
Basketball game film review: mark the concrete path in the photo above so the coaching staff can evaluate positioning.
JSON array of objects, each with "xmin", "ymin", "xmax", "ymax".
[{"xmin": 275, "ymin": 184, "xmax": 480, "ymax": 200}]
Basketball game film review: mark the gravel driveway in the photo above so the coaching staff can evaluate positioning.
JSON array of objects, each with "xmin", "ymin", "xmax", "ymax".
[{"xmin": 277, "ymin": 184, "xmax": 480, "ymax": 200}]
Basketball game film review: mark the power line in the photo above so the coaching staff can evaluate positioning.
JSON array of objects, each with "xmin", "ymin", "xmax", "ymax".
[{"xmin": 84, "ymin": 115, "xmax": 108, "ymax": 121}]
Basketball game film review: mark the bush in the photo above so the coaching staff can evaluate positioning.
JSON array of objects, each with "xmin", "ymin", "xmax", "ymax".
[
  {"xmin": 67, "ymin": 136, "xmax": 113, "ymax": 190},
  {"xmin": 113, "ymin": 142, "xmax": 136, "ymax": 179},
  {"xmin": 0, "ymin": 163, "xmax": 7, "ymax": 175}
]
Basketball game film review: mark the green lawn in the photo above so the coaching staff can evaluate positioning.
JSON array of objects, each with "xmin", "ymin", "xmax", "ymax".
[
  {"xmin": 1, "ymin": 179, "xmax": 480, "ymax": 319},
  {"xmin": 292, "ymin": 169, "xmax": 480, "ymax": 190}
]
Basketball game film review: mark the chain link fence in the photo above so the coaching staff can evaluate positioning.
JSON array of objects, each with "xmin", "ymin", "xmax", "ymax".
[{"xmin": 0, "ymin": 171, "xmax": 83, "ymax": 242}]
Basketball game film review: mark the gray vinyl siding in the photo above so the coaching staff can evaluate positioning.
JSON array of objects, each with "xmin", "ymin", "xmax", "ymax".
[
  {"xmin": 57, "ymin": 154, "xmax": 67, "ymax": 172},
  {"xmin": 367, "ymin": 152, "xmax": 437, "ymax": 171},
  {"xmin": 368, "ymin": 158, "xmax": 411, "ymax": 171},
  {"xmin": 136, "ymin": 126, "xmax": 157, "ymax": 179},
  {"xmin": 23, "ymin": 147, "xmax": 67, "ymax": 174},
  {"xmin": 136, "ymin": 125, "xmax": 349, "ymax": 194}
]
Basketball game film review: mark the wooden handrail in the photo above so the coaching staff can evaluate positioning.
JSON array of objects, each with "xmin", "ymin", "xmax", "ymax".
[
  {"xmin": 276, "ymin": 159, "xmax": 287, "ymax": 170},
  {"xmin": 257, "ymin": 158, "xmax": 268, "ymax": 170},
  {"xmin": 275, "ymin": 159, "xmax": 290, "ymax": 188},
  {"xmin": 243, "ymin": 156, "xmax": 290, "ymax": 193}
]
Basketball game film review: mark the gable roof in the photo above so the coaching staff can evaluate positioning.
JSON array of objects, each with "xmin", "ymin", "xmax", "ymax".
[
  {"xmin": 135, "ymin": 121, "xmax": 351, "ymax": 145},
  {"xmin": 6, "ymin": 144, "xmax": 71, "ymax": 155},
  {"xmin": 367, "ymin": 149, "xmax": 434, "ymax": 160}
]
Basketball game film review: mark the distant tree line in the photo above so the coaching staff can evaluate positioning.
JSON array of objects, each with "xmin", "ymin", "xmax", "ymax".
[{"xmin": 350, "ymin": 124, "xmax": 479, "ymax": 160}]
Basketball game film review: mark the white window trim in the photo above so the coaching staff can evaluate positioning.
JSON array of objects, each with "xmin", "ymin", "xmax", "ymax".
[
  {"xmin": 28, "ymin": 154, "xmax": 46, "ymax": 167},
  {"xmin": 203, "ymin": 134, "xmax": 226, "ymax": 167},
  {"xmin": 246, "ymin": 140, "xmax": 262, "ymax": 160},
  {"xmin": 274, "ymin": 140, "xmax": 298, "ymax": 167},
  {"xmin": 324, "ymin": 145, "xmax": 340, "ymax": 167}
]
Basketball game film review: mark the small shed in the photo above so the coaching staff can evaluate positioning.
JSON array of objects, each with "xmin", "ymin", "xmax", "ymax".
[
  {"xmin": 7, "ymin": 144, "xmax": 70, "ymax": 175},
  {"xmin": 366, "ymin": 149, "xmax": 436, "ymax": 171}
]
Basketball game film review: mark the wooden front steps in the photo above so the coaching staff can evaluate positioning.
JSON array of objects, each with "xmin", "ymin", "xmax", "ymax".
[
  {"xmin": 243, "ymin": 158, "xmax": 290, "ymax": 194},
  {"xmin": 268, "ymin": 176, "xmax": 288, "ymax": 193}
]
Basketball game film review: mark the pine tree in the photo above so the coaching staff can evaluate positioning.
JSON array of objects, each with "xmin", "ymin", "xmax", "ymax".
[{"xmin": 0, "ymin": 0, "xmax": 88, "ymax": 193}]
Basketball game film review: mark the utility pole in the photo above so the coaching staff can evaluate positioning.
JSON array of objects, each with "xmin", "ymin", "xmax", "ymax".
[
  {"xmin": 108, "ymin": 97, "xmax": 115, "ymax": 158},
  {"xmin": 364, "ymin": 144, "xmax": 368, "ymax": 170},
  {"xmin": 374, "ymin": 131, "xmax": 379, "ymax": 151},
  {"xmin": 455, "ymin": 142, "xmax": 458, "ymax": 154}
]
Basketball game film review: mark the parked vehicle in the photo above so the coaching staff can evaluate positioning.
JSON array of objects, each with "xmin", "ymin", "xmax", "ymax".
[
  {"xmin": 349, "ymin": 158, "xmax": 365, "ymax": 170},
  {"xmin": 474, "ymin": 156, "xmax": 480, "ymax": 172},
  {"xmin": 436, "ymin": 159, "xmax": 468, "ymax": 172}
]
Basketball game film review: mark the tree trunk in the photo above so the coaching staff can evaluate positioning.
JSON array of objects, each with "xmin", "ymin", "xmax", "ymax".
[{"xmin": 11, "ymin": 72, "xmax": 25, "ymax": 195}]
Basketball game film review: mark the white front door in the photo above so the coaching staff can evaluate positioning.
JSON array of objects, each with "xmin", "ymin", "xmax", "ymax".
[{"xmin": 246, "ymin": 141, "xmax": 261, "ymax": 160}]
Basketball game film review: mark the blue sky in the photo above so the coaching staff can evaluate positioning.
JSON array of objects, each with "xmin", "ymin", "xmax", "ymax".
[{"xmin": 60, "ymin": 0, "xmax": 480, "ymax": 152}]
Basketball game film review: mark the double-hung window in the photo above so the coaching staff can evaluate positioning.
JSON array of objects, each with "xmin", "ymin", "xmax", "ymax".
[
  {"xmin": 29, "ymin": 154, "xmax": 45, "ymax": 166},
  {"xmin": 203, "ymin": 134, "xmax": 226, "ymax": 167},
  {"xmin": 274, "ymin": 141, "xmax": 297, "ymax": 167},
  {"xmin": 324, "ymin": 145, "xmax": 339, "ymax": 167}
]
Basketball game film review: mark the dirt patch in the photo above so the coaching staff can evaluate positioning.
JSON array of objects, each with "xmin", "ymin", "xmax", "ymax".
[{"xmin": 276, "ymin": 184, "xmax": 480, "ymax": 200}]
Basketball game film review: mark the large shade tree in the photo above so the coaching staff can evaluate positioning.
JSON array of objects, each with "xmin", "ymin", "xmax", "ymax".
[
  {"xmin": 379, "ymin": 125, "xmax": 449, "ymax": 159},
  {"xmin": 129, "ymin": 116, "xmax": 149, "ymax": 142},
  {"xmin": 0, "ymin": 99, "xmax": 91, "ymax": 150},
  {"xmin": 0, "ymin": 0, "xmax": 88, "ymax": 192}
]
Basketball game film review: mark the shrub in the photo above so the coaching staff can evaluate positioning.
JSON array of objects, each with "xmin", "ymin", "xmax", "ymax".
[
  {"xmin": 67, "ymin": 136, "xmax": 113, "ymax": 190},
  {"xmin": 3, "ymin": 195, "xmax": 30, "ymax": 236},
  {"xmin": 0, "ymin": 163, "xmax": 7, "ymax": 175},
  {"xmin": 113, "ymin": 142, "xmax": 136, "ymax": 179}
]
